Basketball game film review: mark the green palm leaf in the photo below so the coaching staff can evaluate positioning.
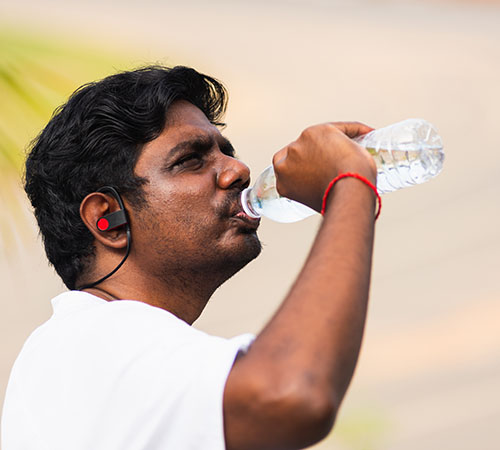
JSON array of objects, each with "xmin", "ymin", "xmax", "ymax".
[{"xmin": 0, "ymin": 27, "xmax": 138, "ymax": 252}]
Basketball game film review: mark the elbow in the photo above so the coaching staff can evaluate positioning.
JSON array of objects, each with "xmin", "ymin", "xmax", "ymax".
[
  {"xmin": 255, "ymin": 378, "xmax": 339, "ymax": 448},
  {"xmin": 291, "ymin": 388, "xmax": 338, "ymax": 446},
  {"xmin": 225, "ymin": 367, "xmax": 341, "ymax": 449}
]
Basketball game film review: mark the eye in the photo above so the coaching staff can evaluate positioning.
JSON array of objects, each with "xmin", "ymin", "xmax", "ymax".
[{"xmin": 173, "ymin": 153, "xmax": 203, "ymax": 169}]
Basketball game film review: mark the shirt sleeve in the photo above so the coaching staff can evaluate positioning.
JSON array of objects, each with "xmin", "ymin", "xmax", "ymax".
[{"xmin": 162, "ymin": 333, "xmax": 255, "ymax": 450}]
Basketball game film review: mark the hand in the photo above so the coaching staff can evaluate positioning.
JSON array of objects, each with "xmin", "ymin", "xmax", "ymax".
[{"xmin": 272, "ymin": 122, "xmax": 377, "ymax": 212}]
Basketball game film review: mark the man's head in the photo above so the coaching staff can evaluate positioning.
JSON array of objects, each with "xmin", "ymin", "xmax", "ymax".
[{"xmin": 25, "ymin": 66, "xmax": 261, "ymax": 292}]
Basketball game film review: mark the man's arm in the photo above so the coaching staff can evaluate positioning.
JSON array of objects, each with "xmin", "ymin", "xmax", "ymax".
[{"xmin": 224, "ymin": 122, "xmax": 378, "ymax": 450}]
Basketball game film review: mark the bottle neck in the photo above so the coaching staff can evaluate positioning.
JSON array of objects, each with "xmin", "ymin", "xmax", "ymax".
[{"xmin": 240, "ymin": 187, "xmax": 261, "ymax": 219}]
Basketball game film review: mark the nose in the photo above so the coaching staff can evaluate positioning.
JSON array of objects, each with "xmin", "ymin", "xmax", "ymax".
[{"xmin": 217, "ymin": 154, "xmax": 251, "ymax": 191}]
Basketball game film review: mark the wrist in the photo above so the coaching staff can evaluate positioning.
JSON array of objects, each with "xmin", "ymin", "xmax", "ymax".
[
  {"xmin": 321, "ymin": 173, "xmax": 381, "ymax": 219},
  {"xmin": 336, "ymin": 163, "xmax": 377, "ymax": 186}
]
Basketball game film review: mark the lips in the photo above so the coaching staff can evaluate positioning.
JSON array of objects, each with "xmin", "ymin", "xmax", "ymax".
[
  {"xmin": 221, "ymin": 192, "xmax": 261, "ymax": 230},
  {"xmin": 232, "ymin": 210, "xmax": 261, "ymax": 229}
]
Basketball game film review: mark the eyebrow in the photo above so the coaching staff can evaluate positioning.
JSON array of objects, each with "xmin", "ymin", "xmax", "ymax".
[{"xmin": 166, "ymin": 135, "xmax": 236, "ymax": 159}]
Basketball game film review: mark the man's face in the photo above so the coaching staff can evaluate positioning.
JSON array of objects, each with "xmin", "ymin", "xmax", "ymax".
[{"xmin": 130, "ymin": 100, "xmax": 261, "ymax": 287}]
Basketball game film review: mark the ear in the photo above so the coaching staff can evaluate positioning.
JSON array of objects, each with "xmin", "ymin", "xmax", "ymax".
[{"xmin": 80, "ymin": 192, "xmax": 128, "ymax": 250}]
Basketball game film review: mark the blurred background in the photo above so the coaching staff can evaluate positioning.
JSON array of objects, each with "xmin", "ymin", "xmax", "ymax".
[{"xmin": 1, "ymin": 0, "xmax": 499, "ymax": 448}]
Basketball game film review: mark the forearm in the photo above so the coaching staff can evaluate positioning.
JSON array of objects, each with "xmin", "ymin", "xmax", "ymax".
[
  {"xmin": 251, "ymin": 177, "xmax": 375, "ymax": 403},
  {"xmin": 225, "ymin": 178, "xmax": 376, "ymax": 450}
]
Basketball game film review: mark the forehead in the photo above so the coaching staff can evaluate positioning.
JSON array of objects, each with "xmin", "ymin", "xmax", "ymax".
[{"xmin": 164, "ymin": 100, "xmax": 217, "ymax": 136}]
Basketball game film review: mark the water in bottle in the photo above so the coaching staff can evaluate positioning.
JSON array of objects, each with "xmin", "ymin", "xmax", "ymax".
[
  {"xmin": 240, "ymin": 118, "xmax": 444, "ymax": 223},
  {"xmin": 353, "ymin": 118, "xmax": 444, "ymax": 194}
]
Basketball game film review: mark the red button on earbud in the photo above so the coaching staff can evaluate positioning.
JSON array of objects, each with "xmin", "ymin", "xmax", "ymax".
[{"xmin": 97, "ymin": 218, "xmax": 109, "ymax": 231}]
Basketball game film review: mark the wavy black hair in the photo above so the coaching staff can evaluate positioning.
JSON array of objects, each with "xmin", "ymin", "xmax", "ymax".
[{"xmin": 25, "ymin": 65, "xmax": 228, "ymax": 290}]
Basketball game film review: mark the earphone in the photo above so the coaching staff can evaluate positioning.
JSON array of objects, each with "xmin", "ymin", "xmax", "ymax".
[
  {"xmin": 77, "ymin": 186, "xmax": 131, "ymax": 291},
  {"xmin": 96, "ymin": 210, "xmax": 127, "ymax": 232}
]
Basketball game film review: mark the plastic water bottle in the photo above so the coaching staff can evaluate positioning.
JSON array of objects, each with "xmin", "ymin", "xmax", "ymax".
[{"xmin": 240, "ymin": 118, "xmax": 444, "ymax": 223}]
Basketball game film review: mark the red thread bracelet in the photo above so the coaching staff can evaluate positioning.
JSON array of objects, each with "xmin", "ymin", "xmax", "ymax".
[{"xmin": 321, "ymin": 172, "xmax": 381, "ymax": 220}]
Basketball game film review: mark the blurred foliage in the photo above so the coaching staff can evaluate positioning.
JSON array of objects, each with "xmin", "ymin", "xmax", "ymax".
[
  {"xmin": 313, "ymin": 405, "xmax": 392, "ymax": 450},
  {"xmin": 334, "ymin": 406, "xmax": 391, "ymax": 450},
  {"xmin": 0, "ymin": 27, "xmax": 135, "ymax": 252},
  {"xmin": 0, "ymin": 27, "xmax": 135, "ymax": 173}
]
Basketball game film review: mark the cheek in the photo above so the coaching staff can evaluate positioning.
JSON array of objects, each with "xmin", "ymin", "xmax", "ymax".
[
  {"xmin": 131, "ymin": 172, "xmax": 227, "ymax": 252},
  {"xmin": 147, "ymin": 176, "xmax": 214, "ymax": 211},
  {"xmin": 136, "ymin": 188, "xmax": 218, "ymax": 246}
]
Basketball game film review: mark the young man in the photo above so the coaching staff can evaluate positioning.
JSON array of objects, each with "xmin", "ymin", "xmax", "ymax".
[{"xmin": 2, "ymin": 66, "xmax": 378, "ymax": 450}]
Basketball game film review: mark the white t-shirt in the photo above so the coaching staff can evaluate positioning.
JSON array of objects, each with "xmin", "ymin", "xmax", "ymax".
[{"xmin": 1, "ymin": 291, "xmax": 255, "ymax": 450}]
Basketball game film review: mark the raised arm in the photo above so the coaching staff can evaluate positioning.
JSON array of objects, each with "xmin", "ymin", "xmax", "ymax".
[{"xmin": 224, "ymin": 122, "xmax": 378, "ymax": 450}]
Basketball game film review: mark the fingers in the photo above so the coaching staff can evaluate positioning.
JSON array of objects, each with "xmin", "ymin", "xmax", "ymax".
[{"xmin": 330, "ymin": 121, "xmax": 374, "ymax": 139}]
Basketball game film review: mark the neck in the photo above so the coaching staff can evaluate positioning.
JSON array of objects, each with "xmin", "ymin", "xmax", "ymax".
[{"xmin": 82, "ymin": 268, "xmax": 226, "ymax": 325}]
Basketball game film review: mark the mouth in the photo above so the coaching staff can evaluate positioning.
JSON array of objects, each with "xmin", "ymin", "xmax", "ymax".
[
  {"xmin": 231, "ymin": 210, "xmax": 261, "ymax": 230},
  {"xmin": 221, "ymin": 191, "xmax": 261, "ymax": 231},
  {"xmin": 227, "ymin": 194, "xmax": 261, "ymax": 230}
]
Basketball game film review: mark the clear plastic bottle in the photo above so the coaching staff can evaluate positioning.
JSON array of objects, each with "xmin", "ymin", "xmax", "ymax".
[{"xmin": 240, "ymin": 118, "xmax": 444, "ymax": 223}]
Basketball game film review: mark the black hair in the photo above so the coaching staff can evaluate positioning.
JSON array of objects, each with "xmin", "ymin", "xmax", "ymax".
[{"xmin": 24, "ymin": 65, "xmax": 228, "ymax": 290}]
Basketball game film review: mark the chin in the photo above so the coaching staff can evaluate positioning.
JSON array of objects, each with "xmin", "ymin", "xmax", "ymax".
[
  {"xmin": 233, "ymin": 232, "xmax": 262, "ymax": 265},
  {"xmin": 215, "ymin": 233, "xmax": 262, "ymax": 281}
]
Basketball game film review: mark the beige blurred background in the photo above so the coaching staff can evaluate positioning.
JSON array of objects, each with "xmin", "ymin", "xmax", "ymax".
[{"xmin": 1, "ymin": 0, "xmax": 499, "ymax": 448}]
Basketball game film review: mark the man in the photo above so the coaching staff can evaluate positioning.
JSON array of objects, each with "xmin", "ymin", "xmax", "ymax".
[{"xmin": 1, "ymin": 66, "xmax": 378, "ymax": 449}]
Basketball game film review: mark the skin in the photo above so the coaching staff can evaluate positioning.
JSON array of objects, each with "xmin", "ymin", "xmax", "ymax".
[{"xmin": 79, "ymin": 100, "xmax": 378, "ymax": 449}]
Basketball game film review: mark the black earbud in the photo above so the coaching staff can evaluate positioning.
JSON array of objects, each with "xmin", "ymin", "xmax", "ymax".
[
  {"xmin": 95, "ymin": 186, "xmax": 129, "ymax": 231},
  {"xmin": 96, "ymin": 210, "xmax": 128, "ymax": 232}
]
